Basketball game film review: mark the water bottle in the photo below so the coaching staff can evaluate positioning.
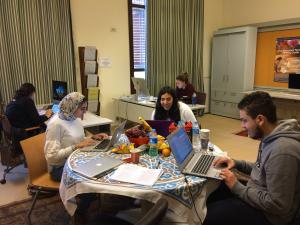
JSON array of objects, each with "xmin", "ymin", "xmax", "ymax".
[
  {"xmin": 149, "ymin": 129, "xmax": 158, "ymax": 157},
  {"xmin": 192, "ymin": 92, "xmax": 197, "ymax": 105},
  {"xmin": 192, "ymin": 122, "xmax": 201, "ymax": 151}
]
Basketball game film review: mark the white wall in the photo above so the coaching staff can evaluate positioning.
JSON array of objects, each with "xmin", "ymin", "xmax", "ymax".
[
  {"xmin": 222, "ymin": 0, "xmax": 300, "ymax": 28},
  {"xmin": 71, "ymin": 0, "xmax": 130, "ymax": 120}
]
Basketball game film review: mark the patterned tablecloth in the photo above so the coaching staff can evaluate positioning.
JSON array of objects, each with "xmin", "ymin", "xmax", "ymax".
[{"xmin": 60, "ymin": 150, "xmax": 220, "ymax": 225}]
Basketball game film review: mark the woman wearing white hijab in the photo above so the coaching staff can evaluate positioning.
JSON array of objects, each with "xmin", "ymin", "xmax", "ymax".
[{"xmin": 44, "ymin": 92, "xmax": 107, "ymax": 181}]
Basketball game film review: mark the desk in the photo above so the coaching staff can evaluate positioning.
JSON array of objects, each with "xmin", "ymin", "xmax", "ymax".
[
  {"xmin": 81, "ymin": 112, "xmax": 113, "ymax": 134},
  {"xmin": 114, "ymin": 97, "xmax": 206, "ymax": 123},
  {"xmin": 60, "ymin": 151, "xmax": 219, "ymax": 225},
  {"xmin": 40, "ymin": 107, "xmax": 113, "ymax": 134}
]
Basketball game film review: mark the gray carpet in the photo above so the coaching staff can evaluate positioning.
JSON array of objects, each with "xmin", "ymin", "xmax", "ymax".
[{"xmin": 0, "ymin": 194, "xmax": 139, "ymax": 225}]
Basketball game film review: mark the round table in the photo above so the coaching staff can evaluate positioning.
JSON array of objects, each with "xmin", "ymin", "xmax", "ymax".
[{"xmin": 60, "ymin": 149, "xmax": 220, "ymax": 225}]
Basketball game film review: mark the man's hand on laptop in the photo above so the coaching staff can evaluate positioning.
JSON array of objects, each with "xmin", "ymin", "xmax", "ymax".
[
  {"xmin": 213, "ymin": 156, "xmax": 235, "ymax": 169},
  {"xmin": 219, "ymin": 169, "xmax": 237, "ymax": 189},
  {"xmin": 75, "ymin": 139, "xmax": 97, "ymax": 149},
  {"xmin": 91, "ymin": 133, "xmax": 109, "ymax": 141}
]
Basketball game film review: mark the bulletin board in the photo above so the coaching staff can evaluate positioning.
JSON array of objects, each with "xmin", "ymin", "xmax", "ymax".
[{"xmin": 254, "ymin": 28, "xmax": 300, "ymax": 88}]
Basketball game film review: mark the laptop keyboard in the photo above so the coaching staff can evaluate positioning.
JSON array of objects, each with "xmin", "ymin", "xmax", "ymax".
[
  {"xmin": 94, "ymin": 139, "xmax": 110, "ymax": 149},
  {"xmin": 191, "ymin": 154, "xmax": 215, "ymax": 175}
]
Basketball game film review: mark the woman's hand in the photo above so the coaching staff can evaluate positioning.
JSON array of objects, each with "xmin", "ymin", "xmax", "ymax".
[
  {"xmin": 75, "ymin": 138, "xmax": 97, "ymax": 149},
  {"xmin": 45, "ymin": 109, "xmax": 53, "ymax": 118},
  {"xmin": 213, "ymin": 156, "xmax": 235, "ymax": 169},
  {"xmin": 92, "ymin": 133, "xmax": 109, "ymax": 141}
]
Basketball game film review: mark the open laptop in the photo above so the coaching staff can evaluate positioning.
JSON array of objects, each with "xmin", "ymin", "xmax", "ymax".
[
  {"xmin": 167, "ymin": 127, "xmax": 221, "ymax": 180},
  {"xmin": 92, "ymin": 120, "xmax": 127, "ymax": 151},
  {"xmin": 146, "ymin": 120, "xmax": 173, "ymax": 137},
  {"xmin": 72, "ymin": 156, "xmax": 123, "ymax": 178},
  {"xmin": 51, "ymin": 103, "xmax": 60, "ymax": 114}
]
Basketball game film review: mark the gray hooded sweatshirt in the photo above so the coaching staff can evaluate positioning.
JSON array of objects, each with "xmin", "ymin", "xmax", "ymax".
[{"xmin": 232, "ymin": 119, "xmax": 300, "ymax": 225}]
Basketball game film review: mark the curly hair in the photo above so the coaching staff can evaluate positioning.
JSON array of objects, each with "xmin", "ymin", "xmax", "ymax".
[{"xmin": 238, "ymin": 91, "xmax": 277, "ymax": 123}]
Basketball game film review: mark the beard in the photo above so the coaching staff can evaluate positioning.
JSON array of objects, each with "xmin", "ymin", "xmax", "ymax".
[{"xmin": 249, "ymin": 126, "xmax": 264, "ymax": 140}]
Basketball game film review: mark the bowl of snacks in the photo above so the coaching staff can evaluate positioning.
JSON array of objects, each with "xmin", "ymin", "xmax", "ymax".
[{"xmin": 125, "ymin": 124, "xmax": 149, "ymax": 147}]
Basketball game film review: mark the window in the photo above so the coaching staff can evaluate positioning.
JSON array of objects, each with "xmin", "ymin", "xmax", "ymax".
[{"xmin": 128, "ymin": 0, "xmax": 146, "ymax": 93}]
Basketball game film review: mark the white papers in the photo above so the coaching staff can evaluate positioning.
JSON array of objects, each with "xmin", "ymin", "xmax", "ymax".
[
  {"xmin": 110, "ymin": 164, "xmax": 163, "ymax": 186},
  {"xmin": 86, "ymin": 74, "xmax": 98, "ymax": 87},
  {"xmin": 84, "ymin": 46, "xmax": 97, "ymax": 61},
  {"xmin": 84, "ymin": 61, "xmax": 97, "ymax": 74},
  {"xmin": 88, "ymin": 100, "xmax": 99, "ymax": 113}
]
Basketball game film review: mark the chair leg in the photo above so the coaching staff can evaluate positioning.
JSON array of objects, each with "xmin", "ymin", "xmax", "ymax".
[
  {"xmin": 0, "ymin": 165, "xmax": 13, "ymax": 184},
  {"xmin": 26, "ymin": 188, "xmax": 41, "ymax": 225}
]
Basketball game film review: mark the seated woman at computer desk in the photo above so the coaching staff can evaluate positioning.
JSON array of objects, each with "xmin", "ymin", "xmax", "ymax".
[
  {"xmin": 175, "ymin": 72, "xmax": 196, "ymax": 104},
  {"xmin": 45, "ymin": 92, "xmax": 108, "ymax": 224},
  {"xmin": 151, "ymin": 86, "xmax": 198, "ymax": 124},
  {"xmin": 5, "ymin": 83, "xmax": 52, "ymax": 133},
  {"xmin": 44, "ymin": 92, "xmax": 108, "ymax": 181}
]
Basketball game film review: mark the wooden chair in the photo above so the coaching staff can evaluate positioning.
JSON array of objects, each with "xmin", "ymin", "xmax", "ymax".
[{"xmin": 20, "ymin": 132, "xmax": 60, "ymax": 225}]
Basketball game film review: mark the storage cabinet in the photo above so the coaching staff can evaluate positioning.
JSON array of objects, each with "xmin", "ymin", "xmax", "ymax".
[{"xmin": 210, "ymin": 27, "xmax": 257, "ymax": 118}]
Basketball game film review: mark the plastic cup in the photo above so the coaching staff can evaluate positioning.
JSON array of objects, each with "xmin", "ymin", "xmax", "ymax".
[{"xmin": 200, "ymin": 129, "xmax": 210, "ymax": 150}]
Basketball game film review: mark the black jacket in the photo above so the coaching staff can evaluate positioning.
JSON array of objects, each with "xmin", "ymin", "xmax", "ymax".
[{"xmin": 5, "ymin": 97, "xmax": 48, "ymax": 129}]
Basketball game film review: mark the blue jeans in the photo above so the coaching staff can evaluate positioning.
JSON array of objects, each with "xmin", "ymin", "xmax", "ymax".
[{"xmin": 203, "ymin": 183, "xmax": 273, "ymax": 225}]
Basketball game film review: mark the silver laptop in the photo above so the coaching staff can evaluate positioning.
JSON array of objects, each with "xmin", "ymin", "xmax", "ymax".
[
  {"xmin": 167, "ymin": 127, "xmax": 221, "ymax": 180},
  {"xmin": 92, "ymin": 120, "xmax": 127, "ymax": 151},
  {"xmin": 72, "ymin": 156, "xmax": 123, "ymax": 178}
]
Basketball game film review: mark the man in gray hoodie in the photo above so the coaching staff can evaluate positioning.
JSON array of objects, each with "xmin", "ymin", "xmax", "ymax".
[{"xmin": 203, "ymin": 91, "xmax": 300, "ymax": 225}]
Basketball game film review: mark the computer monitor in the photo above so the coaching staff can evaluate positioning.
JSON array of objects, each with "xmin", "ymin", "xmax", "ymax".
[
  {"xmin": 131, "ymin": 77, "xmax": 150, "ymax": 98},
  {"xmin": 52, "ymin": 80, "xmax": 67, "ymax": 103},
  {"xmin": 288, "ymin": 74, "xmax": 300, "ymax": 91}
]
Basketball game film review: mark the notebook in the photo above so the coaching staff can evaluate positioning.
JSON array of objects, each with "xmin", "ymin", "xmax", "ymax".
[
  {"xmin": 72, "ymin": 156, "xmax": 123, "ymax": 178},
  {"xmin": 146, "ymin": 120, "xmax": 173, "ymax": 137},
  {"xmin": 167, "ymin": 127, "xmax": 221, "ymax": 180},
  {"xmin": 92, "ymin": 120, "xmax": 126, "ymax": 151}
]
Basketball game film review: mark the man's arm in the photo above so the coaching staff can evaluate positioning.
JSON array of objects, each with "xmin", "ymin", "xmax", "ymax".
[
  {"xmin": 232, "ymin": 154, "xmax": 298, "ymax": 216},
  {"xmin": 234, "ymin": 160, "xmax": 254, "ymax": 175}
]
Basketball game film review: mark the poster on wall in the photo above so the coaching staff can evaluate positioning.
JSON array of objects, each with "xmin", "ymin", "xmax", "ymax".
[{"xmin": 274, "ymin": 37, "xmax": 300, "ymax": 82}]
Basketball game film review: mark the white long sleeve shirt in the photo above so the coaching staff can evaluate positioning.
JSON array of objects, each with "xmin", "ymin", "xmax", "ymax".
[
  {"xmin": 151, "ymin": 101, "xmax": 197, "ymax": 123},
  {"xmin": 44, "ymin": 114, "xmax": 85, "ymax": 167}
]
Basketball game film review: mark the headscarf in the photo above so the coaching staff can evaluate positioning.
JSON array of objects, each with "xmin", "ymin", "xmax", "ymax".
[{"xmin": 58, "ymin": 92, "xmax": 86, "ymax": 121}]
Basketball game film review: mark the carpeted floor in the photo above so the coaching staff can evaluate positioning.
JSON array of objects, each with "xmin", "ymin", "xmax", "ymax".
[
  {"xmin": 0, "ymin": 194, "xmax": 140, "ymax": 225},
  {"xmin": 0, "ymin": 194, "xmax": 72, "ymax": 225}
]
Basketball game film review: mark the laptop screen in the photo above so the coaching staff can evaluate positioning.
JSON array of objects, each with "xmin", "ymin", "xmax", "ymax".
[
  {"xmin": 168, "ymin": 128, "xmax": 193, "ymax": 165},
  {"xmin": 146, "ymin": 120, "xmax": 173, "ymax": 137},
  {"xmin": 51, "ymin": 104, "xmax": 60, "ymax": 114}
]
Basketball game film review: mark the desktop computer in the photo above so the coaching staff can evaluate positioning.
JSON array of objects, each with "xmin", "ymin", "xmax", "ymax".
[
  {"xmin": 288, "ymin": 74, "xmax": 300, "ymax": 91},
  {"xmin": 131, "ymin": 77, "xmax": 150, "ymax": 100},
  {"xmin": 51, "ymin": 80, "xmax": 67, "ymax": 113},
  {"xmin": 52, "ymin": 80, "xmax": 68, "ymax": 104}
]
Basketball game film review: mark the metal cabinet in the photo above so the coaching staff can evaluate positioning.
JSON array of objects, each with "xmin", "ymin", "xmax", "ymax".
[{"xmin": 210, "ymin": 27, "xmax": 257, "ymax": 118}]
